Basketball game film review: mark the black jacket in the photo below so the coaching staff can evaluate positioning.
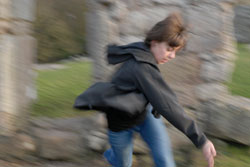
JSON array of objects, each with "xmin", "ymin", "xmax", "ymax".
[
  {"xmin": 74, "ymin": 82, "xmax": 148, "ymax": 117},
  {"xmin": 75, "ymin": 42, "xmax": 207, "ymax": 148}
]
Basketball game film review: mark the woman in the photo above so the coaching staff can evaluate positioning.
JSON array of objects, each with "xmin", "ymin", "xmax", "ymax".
[
  {"xmin": 103, "ymin": 12, "xmax": 216, "ymax": 167},
  {"xmin": 75, "ymin": 12, "xmax": 216, "ymax": 167}
]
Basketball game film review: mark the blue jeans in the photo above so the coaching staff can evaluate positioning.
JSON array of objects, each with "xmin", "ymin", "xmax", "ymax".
[{"xmin": 103, "ymin": 105, "xmax": 176, "ymax": 167}]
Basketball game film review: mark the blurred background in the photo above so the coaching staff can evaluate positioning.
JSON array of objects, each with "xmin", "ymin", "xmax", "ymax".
[{"xmin": 0, "ymin": 0, "xmax": 250, "ymax": 166}]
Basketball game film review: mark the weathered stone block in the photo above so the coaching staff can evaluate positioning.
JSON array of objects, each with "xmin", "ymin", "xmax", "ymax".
[
  {"xmin": 159, "ymin": 53, "xmax": 202, "ymax": 108},
  {"xmin": 170, "ymin": 84, "xmax": 200, "ymax": 109},
  {"xmin": 119, "ymin": 6, "xmax": 181, "ymax": 36},
  {"xmin": 107, "ymin": 20, "xmax": 120, "ymax": 44},
  {"xmin": 152, "ymin": 0, "xmax": 187, "ymax": 6},
  {"xmin": 109, "ymin": 0, "xmax": 128, "ymax": 21},
  {"xmin": 15, "ymin": 133, "xmax": 36, "ymax": 153},
  {"xmin": 119, "ymin": 35, "xmax": 144, "ymax": 45},
  {"xmin": 0, "ymin": 20, "xmax": 10, "ymax": 34},
  {"xmin": 195, "ymin": 83, "xmax": 229, "ymax": 101},
  {"xmin": 33, "ymin": 129, "xmax": 83, "ymax": 160},
  {"xmin": 188, "ymin": 0, "xmax": 238, "ymax": 5},
  {"xmin": 85, "ymin": 11, "xmax": 113, "ymax": 81},
  {"xmin": 9, "ymin": 21, "xmax": 33, "ymax": 35},
  {"xmin": 198, "ymin": 53, "xmax": 215, "ymax": 62},
  {"xmin": 234, "ymin": 5, "xmax": 250, "ymax": 43},
  {"xmin": 87, "ymin": 130, "xmax": 108, "ymax": 152},
  {"xmin": 186, "ymin": 5, "xmax": 224, "ymax": 53},
  {"xmin": 200, "ymin": 60, "xmax": 234, "ymax": 82},
  {"xmin": 0, "ymin": 112, "xmax": 17, "ymax": 136},
  {"xmin": 0, "ymin": 0, "xmax": 11, "ymax": 19},
  {"xmin": 10, "ymin": 0, "xmax": 37, "ymax": 21},
  {"xmin": 201, "ymin": 95, "xmax": 250, "ymax": 145},
  {"xmin": 137, "ymin": 0, "xmax": 154, "ymax": 7},
  {"xmin": 121, "ymin": 0, "xmax": 152, "ymax": 9},
  {"xmin": 119, "ymin": 11, "xmax": 149, "ymax": 36},
  {"xmin": 0, "ymin": 35, "xmax": 36, "ymax": 136},
  {"xmin": 199, "ymin": 50, "xmax": 236, "ymax": 62},
  {"xmin": 165, "ymin": 125, "xmax": 193, "ymax": 149},
  {"xmin": 30, "ymin": 116, "xmax": 96, "ymax": 134},
  {"xmin": 143, "ymin": 6, "xmax": 181, "ymax": 29}
]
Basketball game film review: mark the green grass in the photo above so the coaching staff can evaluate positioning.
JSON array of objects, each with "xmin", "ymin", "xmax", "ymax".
[
  {"xmin": 228, "ymin": 44, "xmax": 250, "ymax": 98},
  {"xmin": 31, "ymin": 61, "xmax": 94, "ymax": 118},
  {"xmin": 215, "ymin": 144, "xmax": 250, "ymax": 167},
  {"xmin": 190, "ymin": 142, "xmax": 250, "ymax": 167}
]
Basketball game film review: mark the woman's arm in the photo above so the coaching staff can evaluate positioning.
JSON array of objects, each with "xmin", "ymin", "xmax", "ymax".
[{"xmin": 133, "ymin": 62, "xmax": 207, "ymax": 148}]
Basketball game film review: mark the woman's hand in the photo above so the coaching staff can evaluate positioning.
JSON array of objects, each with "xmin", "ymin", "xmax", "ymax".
[{"xmin": 202, "ymin": 140, "xmax": 217, "ymax": 167}]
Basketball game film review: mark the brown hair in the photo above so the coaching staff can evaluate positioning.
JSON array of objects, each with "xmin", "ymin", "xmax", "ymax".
[{"xmin": 144, "ymin": 12, "xmax": 188, "ymax": 49}]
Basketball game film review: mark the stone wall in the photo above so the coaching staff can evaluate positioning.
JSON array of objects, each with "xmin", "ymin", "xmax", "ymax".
[
  {"xmin": 0, "ymin": 0, "xmax": 37, "ymax": 136},
  {"xmin": 234, "ymin": 5, "xmax": 250, "ymax": 43},
  {"xmin": 0, "ymin": 113, "xmax": 187, "ymax": 163},
  {"xmin": 1, "ymin": 0, "xmax": 250, "ymax": 164},
  {"xmin": 86, "ymin": 0, "xmax": 250, "ymax": 146}
]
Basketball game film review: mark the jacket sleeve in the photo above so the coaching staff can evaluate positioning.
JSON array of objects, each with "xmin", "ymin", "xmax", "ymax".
[{"xmin": 132, "ymin": 62, "xmax": 207, "ymax": 148}]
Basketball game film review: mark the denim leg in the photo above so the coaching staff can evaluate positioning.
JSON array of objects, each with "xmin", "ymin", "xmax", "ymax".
[
  {"xmin": 104, "ymin": 129, "xmax": 134, "ymax": 167},
  {"xmin": 138, "ymin": 107, "xmax": 176, "ymax": 167}
]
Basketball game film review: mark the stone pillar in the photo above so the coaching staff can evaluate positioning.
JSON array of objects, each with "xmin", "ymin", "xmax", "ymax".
[
  {"xmin": 234, "ymin": 5, "xmax": 250, "ymax": 43},
  {"xmin": 0, "ymin": 0, "xmax": 37, "ymax": 136},
  {"xmin": 85, "ymin": 0, "xmax": 121, "ymax": 82}
]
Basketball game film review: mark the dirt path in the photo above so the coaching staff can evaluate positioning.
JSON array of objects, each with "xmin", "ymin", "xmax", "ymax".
[{"xmin": 0, "ymin": 153, "xmax": 153, "ymax": 167}]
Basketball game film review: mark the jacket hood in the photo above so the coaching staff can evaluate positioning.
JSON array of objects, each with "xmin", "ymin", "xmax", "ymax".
[{"xmin": 107, "ymin": 42, "xmax": 157, "ymax": 67}]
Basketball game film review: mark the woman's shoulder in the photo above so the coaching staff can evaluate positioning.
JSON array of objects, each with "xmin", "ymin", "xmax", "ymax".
[{"xmin": 132, "ymin": 60, "xmax": 160, "ymax": 73}]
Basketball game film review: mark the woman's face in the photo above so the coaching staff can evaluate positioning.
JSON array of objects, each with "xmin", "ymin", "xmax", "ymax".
[{"xmin": 150, "ymin": 41, "xmax": 181, "ymax": 64}]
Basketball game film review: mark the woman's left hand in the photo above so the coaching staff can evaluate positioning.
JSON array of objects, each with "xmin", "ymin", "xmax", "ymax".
[{"xmin": 202, "ymin": 140, "xmax": 217, "ymax": 167}]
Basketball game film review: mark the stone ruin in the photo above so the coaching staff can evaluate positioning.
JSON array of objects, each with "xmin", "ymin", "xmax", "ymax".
[
  {"xmin": 0, "ymin": 0, "xmax": 37, "ymax": 136},
  {"xmin": 0, "ymin": 0, "xmax": 37, "ymax": 161},
  {"xmin": 0, "ymin": 0, "xmax": 250, "ymax": 164},
  {"xmin": 86, "ymin": 0, "xmax": 250, "ymax": 146}
]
